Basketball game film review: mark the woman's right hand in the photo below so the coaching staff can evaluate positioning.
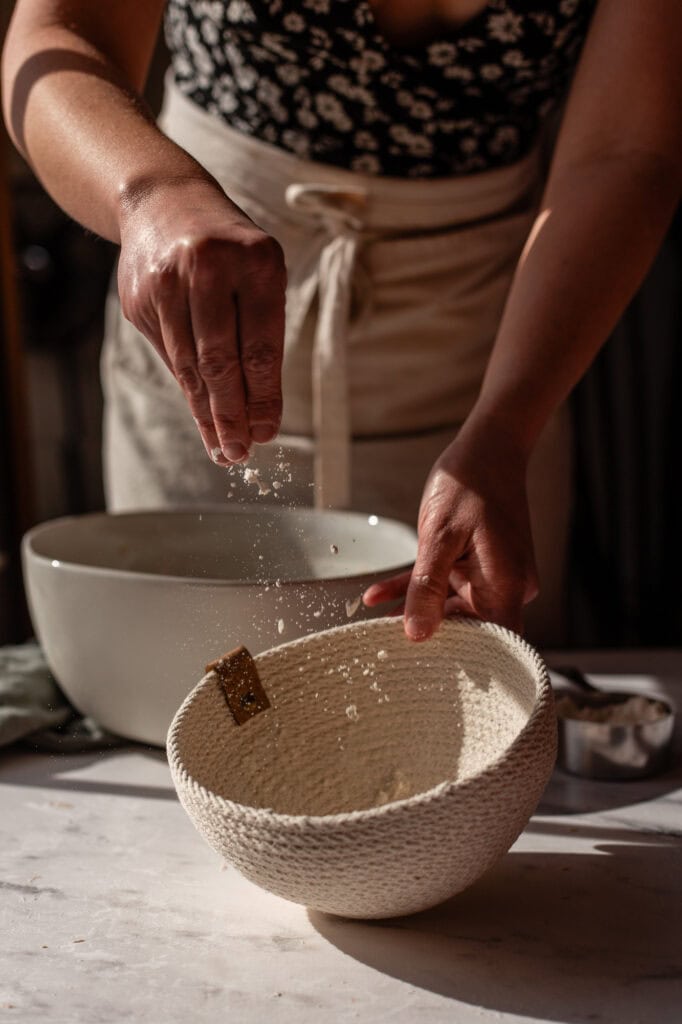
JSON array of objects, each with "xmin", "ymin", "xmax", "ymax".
[{"xmin": 117, "ymin": 176, "xmax": 287, "ymax": 465}]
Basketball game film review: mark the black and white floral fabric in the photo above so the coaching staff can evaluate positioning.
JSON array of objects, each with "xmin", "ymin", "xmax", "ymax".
[{"xmin": 165, "ymin": 0, "xmax": 596, "ymax": 178}]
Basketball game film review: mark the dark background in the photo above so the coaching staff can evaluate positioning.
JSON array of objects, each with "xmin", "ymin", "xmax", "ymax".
[{"xmin": 1, "ymin": 4, "xmax": 680, "ymax": 649}]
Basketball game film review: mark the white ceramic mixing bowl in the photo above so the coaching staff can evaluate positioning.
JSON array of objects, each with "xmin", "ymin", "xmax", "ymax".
[{"xmin": 22, "ymin": 507, "xmax": 417, "ymax": 746}]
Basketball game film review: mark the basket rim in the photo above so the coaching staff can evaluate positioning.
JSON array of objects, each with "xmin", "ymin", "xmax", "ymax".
[{"xmin": 166, "ymin": 616, "xmax": 555, "ymax": 828}]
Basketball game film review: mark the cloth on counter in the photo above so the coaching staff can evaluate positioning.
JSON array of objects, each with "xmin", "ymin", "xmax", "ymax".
[{"xmin": 0, "ymin": 642, "xmax": 125, "ymax": 753}]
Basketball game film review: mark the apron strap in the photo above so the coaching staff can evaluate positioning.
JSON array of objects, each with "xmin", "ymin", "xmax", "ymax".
[{"xmin": 284, "ymin": 184, "xmax": 367, "ymax": 510}]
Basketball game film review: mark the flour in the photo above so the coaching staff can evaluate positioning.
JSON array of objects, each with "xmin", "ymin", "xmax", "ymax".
[
  {"xmin": 555, "ymin": 693, "xmax": 669, "ymax": 725},
  {"xmin": 373, "ymin": 769, "xmax": 413, "ymax": 807},
  {"xmin": 376, "ymin": 649, "xmax": 388, "ymax": 661},
  {"xmin": 243, "ymin": 467, "xmax": 271, "ymax": 496},
  {"xmin": 345, "ymin": 596, "xmax": 362, "ymax": 618},
  {"xmin": 277, "ymin": 618, "xmax": 285, "ymax": 635},
  {"xmin": 345, "ymin": 704, "xmax": 359, "ymax": 722}
]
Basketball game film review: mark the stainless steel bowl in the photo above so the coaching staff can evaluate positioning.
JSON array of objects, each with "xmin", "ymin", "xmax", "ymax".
[{"xmin": 551, "ymin": 667, "xmax": 675, "ymax": 780}]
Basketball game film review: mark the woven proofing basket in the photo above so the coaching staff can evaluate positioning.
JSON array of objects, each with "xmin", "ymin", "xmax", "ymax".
[{"xmin": 167, "ymin": 617, "xmax": 556, "ymax": 919}]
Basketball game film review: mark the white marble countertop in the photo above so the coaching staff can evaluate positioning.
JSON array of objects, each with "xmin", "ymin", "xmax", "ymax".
[{"xmin": 2, "ymin": 649, "xmax": 681, "ymax": 1024}]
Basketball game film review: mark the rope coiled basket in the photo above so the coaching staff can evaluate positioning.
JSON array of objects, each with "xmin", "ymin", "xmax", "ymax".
[{"xmin": 167, "ymin": 617, "xmax": 556, "ymax": 919}]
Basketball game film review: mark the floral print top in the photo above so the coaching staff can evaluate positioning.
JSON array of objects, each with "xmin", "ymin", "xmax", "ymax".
[{"xmin": 164, "ymin": 0, "xmax": 596, "ymax": 178}]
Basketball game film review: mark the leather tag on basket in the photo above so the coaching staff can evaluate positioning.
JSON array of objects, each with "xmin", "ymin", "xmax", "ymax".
[{"xmin": 206, "ymin": 646, "xmax": 271, "ymax": 726}]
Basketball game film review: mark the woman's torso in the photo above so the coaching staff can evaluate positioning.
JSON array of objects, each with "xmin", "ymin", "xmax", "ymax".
[{"xmin": 164, "ymin": 0, "xmax": 596, "ymax": 178}]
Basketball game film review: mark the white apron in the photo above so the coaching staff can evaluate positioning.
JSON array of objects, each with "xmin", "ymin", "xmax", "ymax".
[{"xmin": 102, "ymin": 78, "xmax": 573, "ymax": 644}]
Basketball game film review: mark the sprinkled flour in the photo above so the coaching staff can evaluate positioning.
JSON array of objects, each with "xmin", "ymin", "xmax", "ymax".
[{"xmin": 243, "ymin": 467, "xmax": 271, "ymax": 496}]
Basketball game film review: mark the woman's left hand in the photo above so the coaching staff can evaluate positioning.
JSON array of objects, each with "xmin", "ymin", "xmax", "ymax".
[{"xmin": 363, "ymin": 417, "xmax": 539, "ymax": 639}]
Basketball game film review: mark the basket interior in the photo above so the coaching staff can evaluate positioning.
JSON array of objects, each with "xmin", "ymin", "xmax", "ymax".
[{"xmin": 174, "ymin": 620, "xmax": 541, "ymax": 816}]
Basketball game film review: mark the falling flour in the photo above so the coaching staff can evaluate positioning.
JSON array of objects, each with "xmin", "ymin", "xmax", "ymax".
[
  {"xmin": 345, "ymin": 596, "xmax": 362, "ymax": 618},
  {"xmin": 277, "ymin": 618, "xmax": 285, "ymax": 635},
  {"xmin": 243, "ymin": 467, "xmax": 271, "ymax": 496},
  {"xmin": 345, "ymin": 704, "xmax": 359, "ymax": 722},
  {"xmin": 377, "ymin": 649, "xmax": 388, "ymax": 661}
]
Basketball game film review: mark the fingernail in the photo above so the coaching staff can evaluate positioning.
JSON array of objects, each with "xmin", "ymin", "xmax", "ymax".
[
  {"xmin": 251, "ymin": 423, "xmax": 277, "ymax": 444},
  {"xmin": 406, "ymin": 615, "xmax": 431, "ymax": 641},
  {"xmin": 223, "ymin": 443, "xmax": 249, "ymax": 462},
  {"xmin": 211, "ymin": 446, "xmax": 229, "ymax": 466}
]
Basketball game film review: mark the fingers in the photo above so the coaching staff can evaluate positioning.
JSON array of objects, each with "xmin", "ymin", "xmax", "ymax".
[
  {"xmin": 404, "ymin": 524, "xmax": 462, "ymax": 642},
  {"xmin": 157, "ymin": 295, "xmax": 229, "ymax": 466},
  {"xmin": 462, "ymin": 542, "xmax": 529, "ymax": 635},
  {"xmin": 362, "ymin": 570, "xmax": 413, "ymax": 607},
  {"xmin": 189, "ymin": 249, "xmax": 251, "ymax": 463},
  {"xmin": 443, "ymin": 594, "xmax": 478, "ymax": 618},
  {"xmin": 135, "ymin": 238, "xmax": 285, "ymax": 467},
  {"xmin": 401, "ymin": 524, "xmax": 534, "ymax": 642},
  {"xmin": 118, "ymin": 181, "xmax": 288, "ymax": 466},
  {"xmin": 237, "ymin": 236, "xmax": 286, "ymax": 444}
]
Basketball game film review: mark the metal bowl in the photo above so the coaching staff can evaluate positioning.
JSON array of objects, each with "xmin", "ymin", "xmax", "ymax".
[{"xmin": 554, "ymin": 687, "xmax": 675, "ymax": 780}]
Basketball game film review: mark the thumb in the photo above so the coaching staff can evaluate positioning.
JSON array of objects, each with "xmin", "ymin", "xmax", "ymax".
[{"xmin": 404, "ymin": 524, "xmax": 464, "ymax": 642}]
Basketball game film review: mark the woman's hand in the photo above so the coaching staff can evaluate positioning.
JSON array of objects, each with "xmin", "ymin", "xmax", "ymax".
[
  {"xmin": 363, "ymin": 416, "xmax": 539, "ymax": 639},
  {"xmin": 118, "ymin": 176, "xmax": 287, "ymax": 465},
  {"xmin": 3, "ymin": 0, "xmax": 286, "ymax": 466}
]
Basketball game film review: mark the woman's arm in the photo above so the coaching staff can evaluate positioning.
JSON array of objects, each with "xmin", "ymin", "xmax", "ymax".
[
  {"xmin": 367, "ymin": 0, "xmax": 682, "ymax": 639},
  {"xmin": 2, "ymin": 1, "xmax": 286, "ymax": 464},
  {"xmin": 3, "ymin": 0, "xmax": 180, "ymax": 241},
  {"xmin": 470, "ymin": 0, "xmax": 682, "ymax": 452}
]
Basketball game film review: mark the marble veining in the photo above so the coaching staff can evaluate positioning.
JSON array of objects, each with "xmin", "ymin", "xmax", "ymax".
[{"xmin": 1, "ymin": 652, "xmax": 681, "ymax": 1024}]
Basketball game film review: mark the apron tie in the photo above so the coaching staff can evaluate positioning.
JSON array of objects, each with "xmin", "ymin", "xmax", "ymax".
[{"xmin": 284, "ymin": 183, "xmax": 367, "ymax": 510}]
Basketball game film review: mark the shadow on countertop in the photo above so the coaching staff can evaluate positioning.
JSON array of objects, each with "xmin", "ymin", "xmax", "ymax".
[
  {"xmin": 0, "ymin": 745, "xmax": 177, "ymax": 800},
  {"xmin": 310, "ymin": 836, "xmax": 682, "ymax": 1023},
  {"xmin": 536, "ymin": 757, "xmax": 682, "ymax": 816}
]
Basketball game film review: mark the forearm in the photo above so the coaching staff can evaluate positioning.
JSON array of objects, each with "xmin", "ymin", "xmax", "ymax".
[
  {"xmin": 1, "ymin": 9, "xmax": 217, "ymax": 243},
  {"xmin": 467, "ymin": 153, "xmax": 681, "ymax": 453}
]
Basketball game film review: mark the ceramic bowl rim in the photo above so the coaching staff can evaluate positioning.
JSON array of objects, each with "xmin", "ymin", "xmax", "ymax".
[{"xmin": 22, "ymin": 507, "xmax": 417, "ymax": 588}]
